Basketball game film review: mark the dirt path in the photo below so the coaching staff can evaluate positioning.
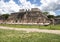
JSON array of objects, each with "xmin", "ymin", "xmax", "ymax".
[{"xmin": 0, "ymin": 26, "xmax": 60, "ymax": 35}]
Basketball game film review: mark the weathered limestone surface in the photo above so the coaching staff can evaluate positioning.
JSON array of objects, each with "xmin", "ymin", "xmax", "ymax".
[{"xmin": 7, "ymin": 8, "xmax": 50, "ymax": 25}]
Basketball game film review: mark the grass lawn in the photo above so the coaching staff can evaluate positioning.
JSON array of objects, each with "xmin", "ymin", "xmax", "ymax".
[
  {"xmin": 0, "ymin": 29, "xmax": 60, "ymax": 42},
  {"xmin": 0, "ymin": 24, "xmax": 60, "ymax": 30}
]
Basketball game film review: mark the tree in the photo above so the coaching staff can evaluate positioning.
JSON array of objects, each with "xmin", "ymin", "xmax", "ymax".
[
  {"xmin": 1, "ymin": 14, "xmax": 10, "ymax": 20},
  {"xmin": 47, "ymin": 15, "xmax": 55, "ymax": 25},
  {"xmin": 43, "ymin": 12, "xmax": 49, "ymax": 15},
  {"xmin": 55, "ymin": 15, "xmax": 60, "ymax": 18},
  {"xmin": 43, "ymin": 11, "xmax": 55, "ymax": 25}
]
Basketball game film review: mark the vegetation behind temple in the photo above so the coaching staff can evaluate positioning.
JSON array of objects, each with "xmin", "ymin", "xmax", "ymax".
[{"xmin": 1, "ymin": 14, "xmax": 10, "ymax": 20}]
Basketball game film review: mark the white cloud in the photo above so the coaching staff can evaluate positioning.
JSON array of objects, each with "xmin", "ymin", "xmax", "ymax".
[
  {"xmin": 0, "ymin": 0, "xmax": 60, "ymax": 15},
  {"xmin": 40, "ymin": 0, "xmax": 60, "ymax": 15},
  {"xmin": 0, "ymin": 0, "xmax": 38, "ymax": 14},
  {"xmin": 48, "ymin": 11, "xmax": 56, "ymax": 16},
  {"xmin": 19, "ymin": 0, "xmax": 37, "ymax": 9},
  {"xmin": 0, "ymin": 0, "xmax": 20, "ymax": 14},
  {"xmin": 0, "ymin": 0, "xmax": 7, "ymax": 14},
  {"xmin": 7, "ymin": 0, "xmax": 20, "ymax": 12}
]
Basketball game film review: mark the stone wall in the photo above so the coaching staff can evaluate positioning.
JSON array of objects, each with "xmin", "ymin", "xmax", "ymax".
[{"xmin": 7, "ymin": 8, "xmax": 50, "ymax": 25}]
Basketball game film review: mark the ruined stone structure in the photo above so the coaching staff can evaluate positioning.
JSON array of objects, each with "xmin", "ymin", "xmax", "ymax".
[
  {"xmin": 7, "ymin": 8, "xmax": 50, "ymax": 25},
  {"xmin": 54, "ymin": 17, "xmax": 60, "ymax": 24}
]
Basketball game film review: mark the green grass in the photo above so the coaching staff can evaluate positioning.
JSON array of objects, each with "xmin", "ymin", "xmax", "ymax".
[
  {"xmin": 0, "ymin": 29, "xmax": 60, "ymax": 42},
  {"xmin": 0, "ymin": 24, "xmax": 60, "ymax": 30}
]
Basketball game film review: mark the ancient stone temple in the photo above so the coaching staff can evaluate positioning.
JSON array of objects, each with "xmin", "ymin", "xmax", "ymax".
[{"xmin": 7, "ymin": 8, "xmax": 50, "ymax": 25}]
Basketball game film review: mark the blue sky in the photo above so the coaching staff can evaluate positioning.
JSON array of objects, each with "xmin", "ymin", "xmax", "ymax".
[
  {"xmin": 27, "ymin": 0, "xmax": 41, "ymax": 6},
  {"xmin": 0, "ymin": 0, "xmax": 60, "ymax": 16}
]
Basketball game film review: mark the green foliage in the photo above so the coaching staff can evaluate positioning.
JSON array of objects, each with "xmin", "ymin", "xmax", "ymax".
[
  {"xmin": 55, "ymin": 15, "xmax": 60, "ymax": 18},
  {"xmin": 47, "ymin": 15, "xmax": 55, "ymax": 19},
  {"xmin": 1, "ymin": 14, "xmax": 10, "ymax": 20},
  {"xmin": 43, "ymin": 12, "xmax": 49, "ymax": 15},
  {"xmin": 0, "ymin": 24, "xmax": 60, "ymax": 30},
  {"xmin": 0, "ymin": 29, "xmax": 60, "ymax": 42},
  {"xmin": 43, "ymin": 12, "xmax": 55, "ymax": 19}
]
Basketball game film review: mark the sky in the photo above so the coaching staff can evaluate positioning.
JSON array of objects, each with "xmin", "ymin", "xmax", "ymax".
[{"xmin": 0, "ymin": 0, "xmax": 60, "ymax": 16}]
